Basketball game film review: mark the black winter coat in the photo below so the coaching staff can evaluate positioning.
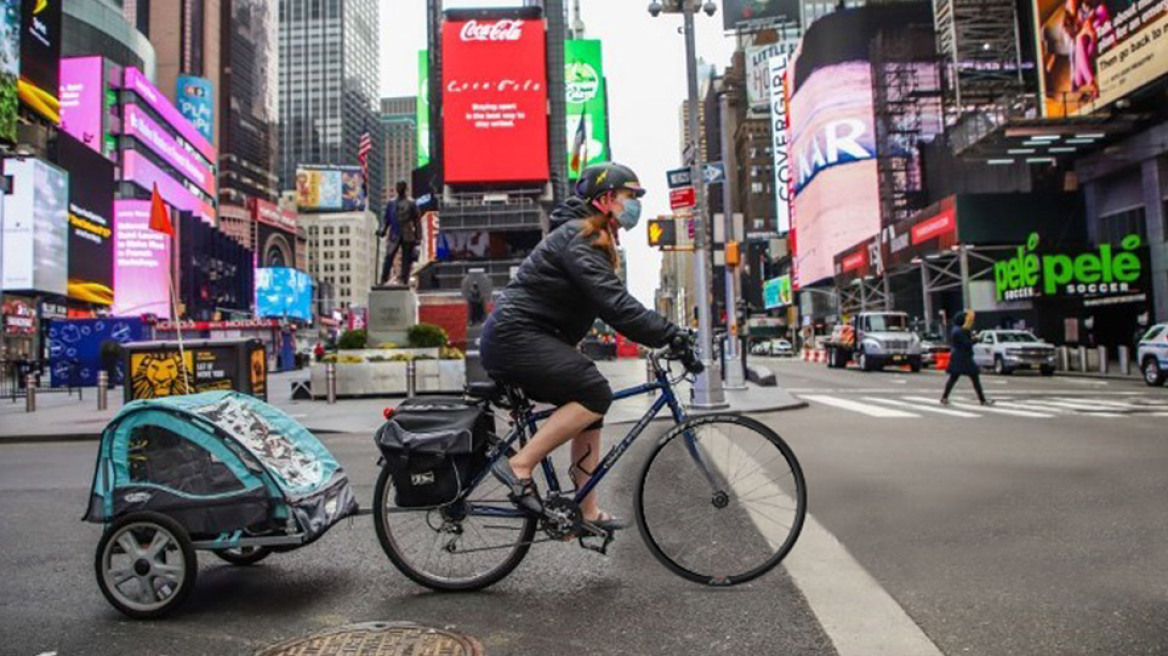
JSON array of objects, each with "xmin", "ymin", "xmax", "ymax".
[
  {"xmin": 946, "ymin": 324, "xmax": 979, "ymax": 375},
  {"xmin": 487, "ymin": 197, "xmax": 678, "ymax": 348}
]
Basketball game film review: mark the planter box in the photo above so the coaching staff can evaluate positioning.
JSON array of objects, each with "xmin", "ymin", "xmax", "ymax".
[{"xmin": 311, "ymin": 358, "xmax": 465, "ymax": 398}]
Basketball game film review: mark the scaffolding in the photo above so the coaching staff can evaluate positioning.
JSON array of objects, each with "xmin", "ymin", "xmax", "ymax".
[
  {"xmin": 872, "ymin": 26, "xmax": 944, "ymax": 227},
  {"xmin": 934, "ymin": 0, "xmax": 1028, "ymax": 124}
]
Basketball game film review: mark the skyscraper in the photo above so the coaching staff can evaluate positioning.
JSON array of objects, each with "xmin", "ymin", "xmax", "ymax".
[
  {"xmin": 380, "ymin": 96, "xmax": 416, "ymax": 209},
  {"xmin": 220, "ymin": 0, "xmax": 279, "ymax": 206},
  {"xmin": 278, "ymin": 0, "xmax": 382, "ymax": 215}
]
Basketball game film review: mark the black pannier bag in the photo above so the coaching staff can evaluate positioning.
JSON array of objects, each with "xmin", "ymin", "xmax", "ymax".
[{"xmin": 375, "ymin": 397, "xmax": 495, "ymax": 507}]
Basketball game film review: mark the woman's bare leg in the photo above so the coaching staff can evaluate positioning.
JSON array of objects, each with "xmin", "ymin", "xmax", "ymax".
[
  {"xmin": 509, "ymin": 402, "xmax": 603, "ymax": 480},
  {"xmin": 570, "ymin": 428, "xmax": 602, "ymax": 519}
]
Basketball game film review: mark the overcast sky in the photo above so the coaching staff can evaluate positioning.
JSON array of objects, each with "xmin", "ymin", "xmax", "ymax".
[{"xmin": 379, "ymin": 0, "xmax": 735, "ymax": 307}]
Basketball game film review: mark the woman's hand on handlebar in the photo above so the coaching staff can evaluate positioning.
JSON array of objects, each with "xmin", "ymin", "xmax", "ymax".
[{"xmin": 668, "ymin": 332, "xmax": 704, "ymax": 374}]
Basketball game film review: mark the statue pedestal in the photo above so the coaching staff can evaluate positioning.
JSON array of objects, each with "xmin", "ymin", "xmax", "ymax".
[{"xmin": 367, "ymin": 286, "xmax": 417, "ymax": 346}]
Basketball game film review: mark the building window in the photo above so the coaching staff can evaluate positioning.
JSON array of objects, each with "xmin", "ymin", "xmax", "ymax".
[{"xmin": 1100, "ymin": 207, "xmax": 1147, "ymax": 245}]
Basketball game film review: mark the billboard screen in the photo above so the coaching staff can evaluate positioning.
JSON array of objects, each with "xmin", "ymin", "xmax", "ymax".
[
  {"xmin": 2, "ymin": 157, "xmax": 68, "ymax": 294},
  {"xmin": 770, "ymin": 53, "xmax": 792, "ymax": 236},
  {"xmin": 111, "ymin": 199, "xmax": 171, "ymax": 317},
  {"xmin": 123, "ymin": 103, "xmax": 216, "ymax": 195},
  {"xmin": 417, "ymin": 50, "xmax": 430, "ymax": 167},
  {"xmin": 255, "ymin": 268, "xmax": 313, "ymax": 321},
  {"xmin": 565, "ymin": 39, "xmax": 609, "ymax": 179},
  {"xmin": 1034, "ymin": 0, "xmax": 1168, "ymax": 116},
  {"xmin": 57, "ymin": 132, "xmax": 115, "ymax": 305},
  {"xmin": 747, "ymin": 39, "xmax": 798, "ymax": 117},
  {"xmin": 723, "ymin": 0, "xmax": 800, "ymax": 30},
  {"xmin": 59, "ymin": 57, "xmax": 105, "ymax": 153},
  {"xmin": 442, "ymin": 15, "xmax": 549, "ymax": 183},
  {"xmin": 121, "ymin": 149, "xmax": 216, "ymax": 225},
  {"xmin": 1, "ymin": 0, "xmax": 19, "ymax": 143},
  {"xmin": 122, "ymin": 67, "xmax": 215, "ymax": 163},
  {"xmin": 295, "ymin": 164, "xmax": 366, "ymax": 212},
  {"xmin": 17, "ymin": 0, "xmax": 60, "ymax": 123},
  {"xmin": 175, "ymin": 75, "xmax": 213, "ymax": 141},
  {"xmin": 763, "ymin": 275, "xmax": 793, "ymax": 309}
]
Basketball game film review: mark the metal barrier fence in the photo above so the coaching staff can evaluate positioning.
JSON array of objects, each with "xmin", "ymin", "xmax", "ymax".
[{"xmin": 2, "ymin": 361, "xmax": 85, "ymax": 404}]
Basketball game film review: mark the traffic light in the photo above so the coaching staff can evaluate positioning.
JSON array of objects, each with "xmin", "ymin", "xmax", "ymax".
[{"xmin": 647, "ymin": 218, "xmax": 676, "ymax": 248}]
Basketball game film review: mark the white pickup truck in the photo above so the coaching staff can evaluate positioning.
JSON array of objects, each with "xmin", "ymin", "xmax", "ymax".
[
  {"xmin": 972, "ymin": 330, "xmax": 1057, "ymax": 376},
  {"xmin": 1138, "ymin": 323, "xmax": 1168, "ymax": 387}
]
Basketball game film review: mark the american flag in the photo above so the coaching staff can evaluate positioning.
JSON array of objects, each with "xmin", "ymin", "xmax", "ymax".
[{"xmin": 357, "ymin": 131, "xmax": 372, "ymax": 180}]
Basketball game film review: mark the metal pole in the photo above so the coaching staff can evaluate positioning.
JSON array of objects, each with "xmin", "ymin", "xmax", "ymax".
[
  {"xmin": 920, "ymin": 260, "xmax": 933, "ymax": 334},
  {"xmin": 719, "ymin": 92, "xmax": 745, "ymax": 390},
  {"xmin": 1077, "ymin": 345, "xmax": 1088, "ymax": 372},
  {"xmin": 1097, "ymin": 346, "xmax": 1109, "ymax": 374},
  {"xmin": 684, "ymin": 4, "xmax": 726, "ymax": 409},
  {"xmin": 25, "ymin": 373, "xmax": 35, "ymax": 412},
  {"xmin": 959, "ymin": 246, "xmax": 972, "ymax": 310},
  {"xmin": 1118, "ymin": 345, "xmax": 1131, "ymax": 375},
  {"xmin": 97, "ymin": 370, "xmax": 108, "ymax": 411},
  {"xmin": 406, "ymin": 358, "xmax": 417, "ymax": 398},
  {"xmin": 326, "ymin": 362, "xmax": 337, "ymax": 404}
]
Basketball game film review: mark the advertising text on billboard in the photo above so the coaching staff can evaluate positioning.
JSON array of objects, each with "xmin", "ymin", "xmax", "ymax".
[
  {"xmin": 17, "ymin": 0, "xmax": 60, "ymax": 123},
  {"xmin": 112, "ymin": 200, "xmax": 171, "ymax": 317},
  {"xmin": 748, "ymin": 40, "xmax": 798, "ymax": 116},
  {"xmin": 770, "ymin": 53, "xmax": 792, "ymax": 236},
  {"xmin": 1034, "ymin": 0, "xmax": 1168, "ymax": 116},
  {"xmin": 176, "ymin": 75, "xmax": 213, "ymax": 141},
  {"xmin": 122, "ymin": 67, "xmax": 215, "ymax": 162},
  {"xmin": 58, "ymin": 57, "xmax": 105, "ymax": 154},
  {"xmin": 565, "ymin": 39, "xmax": 609, "ymax": 178},
  {"xmin": 723, "ymin": 0, "xmax": 800, "ymax": 29},
  {"xmin": 442, "ymin": 17, "xmax": 549, "ymax": 184},
  {"xmin": 57, "ymin": 132, "xmax": 115, "ymax": 305},
  {"xmin": 123, "ymin": 104, "xmax": 216, "ymax": 195},
  {"xmin": 121, "ymin": 149, "xmax": 217, "ymax": 225}
]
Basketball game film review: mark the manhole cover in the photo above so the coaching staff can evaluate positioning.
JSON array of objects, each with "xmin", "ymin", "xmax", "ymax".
[{"xmin": 256, "ymin": 622, "xmax": 481, "ymax": 656}]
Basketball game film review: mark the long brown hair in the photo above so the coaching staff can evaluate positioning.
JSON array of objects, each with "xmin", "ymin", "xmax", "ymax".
[{"xmin": 579, "ymin": 213, "xmax": 620, "ymax": 270}]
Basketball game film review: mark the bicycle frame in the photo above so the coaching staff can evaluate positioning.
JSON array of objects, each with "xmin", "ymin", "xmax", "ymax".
[{"xmin": 466, "ymin": 359, "xmax": 712, "ymax": 520}]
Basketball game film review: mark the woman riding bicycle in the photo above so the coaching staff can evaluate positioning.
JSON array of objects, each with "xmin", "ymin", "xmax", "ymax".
[{"xmin": 481, "ymin": 162, "xmax": 687, "ymax": 530}]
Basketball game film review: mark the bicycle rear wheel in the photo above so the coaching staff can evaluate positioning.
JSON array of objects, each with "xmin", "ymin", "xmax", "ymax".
[
  {"xmin": 635, "ymin": 414, "xmax": 806, "ymax": 586},
  {"xmin": 374, "ymin": 451, "xmax": 537, "ymax": 592}
]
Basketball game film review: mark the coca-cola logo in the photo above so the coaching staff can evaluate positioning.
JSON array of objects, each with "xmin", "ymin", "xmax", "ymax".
[{"xmin": 459, "ymin": 19, "xmax": 524, "ymax": 42}]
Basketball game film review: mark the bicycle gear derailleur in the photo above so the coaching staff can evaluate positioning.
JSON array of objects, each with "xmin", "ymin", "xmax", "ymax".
[{"xmin": 540, "ymin": 493, "xmax": 616, "ymax": 555}]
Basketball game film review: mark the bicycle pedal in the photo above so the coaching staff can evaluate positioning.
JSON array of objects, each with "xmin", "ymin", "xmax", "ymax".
[{"xmin": 577, "ymin": 530, "xmax": 614, "ymax": 555}]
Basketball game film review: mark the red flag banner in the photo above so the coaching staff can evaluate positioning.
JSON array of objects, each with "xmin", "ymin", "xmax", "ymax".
[{"xmin": 149, "ymin": 183, "xmax": 175, "ymax": 236}]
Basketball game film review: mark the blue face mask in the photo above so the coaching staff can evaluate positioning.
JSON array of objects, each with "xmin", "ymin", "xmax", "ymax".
[{"xmin": 616, "ymin": 198, "xmax": 643, "ymax": 230}]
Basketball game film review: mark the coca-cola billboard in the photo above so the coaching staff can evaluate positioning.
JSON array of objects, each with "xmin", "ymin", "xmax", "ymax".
[{"xmin": 442, "ymin": 15, "xmax": 549, "ymax": 184}]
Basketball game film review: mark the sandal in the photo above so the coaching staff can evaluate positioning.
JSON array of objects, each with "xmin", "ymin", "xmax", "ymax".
[
  {"xmin": 490, "ymin": 458, "xmax": 543, "ymax": 517},
  {"xmin": 584, "ymin": 510, "xmax": 626, "ymax": 532}
]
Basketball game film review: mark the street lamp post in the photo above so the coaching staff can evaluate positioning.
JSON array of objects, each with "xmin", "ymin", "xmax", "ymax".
[{"xmin": 650, "ymin": 0, "xmax": 727, "ymax": 409}]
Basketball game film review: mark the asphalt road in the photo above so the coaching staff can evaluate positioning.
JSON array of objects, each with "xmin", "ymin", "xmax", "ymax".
[{"xmin": 3, "ymin": 359, "xmax": 1167, "ymax": 655}]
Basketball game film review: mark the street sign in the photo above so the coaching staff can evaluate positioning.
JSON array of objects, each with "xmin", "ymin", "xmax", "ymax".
[
  {"xmin": 703, "ymin": 162, "xmax": 725, "ymax": 185},
  {"xmin": 647, "ymin": 219, "xmax": 677, "ymax": 248},
  {"xmin": 666, "ymin": 167, "xmax": 692, "ymax": 189},
  {"xmin": 669, "ymin": 186, "xmax": 696, "ymax": 210}
]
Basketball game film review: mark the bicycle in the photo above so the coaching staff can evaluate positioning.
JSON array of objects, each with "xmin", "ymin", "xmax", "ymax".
[{"xmin": 373, "ymin": 343, "xmax": 807, "ymax": 590}]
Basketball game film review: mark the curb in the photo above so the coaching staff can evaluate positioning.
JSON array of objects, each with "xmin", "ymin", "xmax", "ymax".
[{"xmin": 0, "ymin": 432, "xmax": 102, "ymax": 444}]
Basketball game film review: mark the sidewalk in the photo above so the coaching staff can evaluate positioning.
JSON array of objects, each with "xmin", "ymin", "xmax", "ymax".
[{"xmin": 0, "ymin": 359, "xmax": 805, "ymax": 442}]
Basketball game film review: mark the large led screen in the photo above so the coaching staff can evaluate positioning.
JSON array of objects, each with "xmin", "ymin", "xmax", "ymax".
[
  {"xmin": 418, "ymin": 50, "xmax": 430, "ymax": 167},
  {"xmin": 1, "ymin": 0, "xmax": 19, "ymax": 143},
  {"xmin": 57, "ymin": 131, "xmax": 114, "ymax": 304},
  {"xmin": 123, "ymin": 103, "xmax": 216, "ymax": 195},
  {"xmin": 112, "ymin": 199, "xmax": 171, "ymax": 317},
  {"xmin": 565, "ymin": 39, "xmax": 609, "ymax": 179},
  {"xmin": 723, "ymin": 0, "xmax": 800, "ymax": 30},
  {"xmin": 176, "ymin": 75, "xmax": 213, "ymax": 141},
  {"xmin": 255, "ymin": 268, "xmax": 313, "ymax": 321},
  {"xmin": 2, "ymin": 157, "xmax": 68, "ymax": 294},
  {"xmin": 121, "ymin": 149, "xmax": 216, "ymax": 225},
  {"xmin": 17, "ymin": 0, "xmax": 60, "ymax": 123},
  {"xmin": 442, "ymin": 15, "xmax": 549, "ymax": 183},
  {"xmin": 1035, "ymin": 0, "xmax": 1168, "ymax": 117},
  {"xmin": 122, "ymin": 67, "xmax": 215, "ymax": 163},
  {"xmin": 788, "ymin": 61, "xmax": 879, "ymax": 286},
  {"xmin": 295, "ymin": 165, "xmax": 365, "ymax": 212},
  {"xmin": 59, "ymin": 57, "xmax": 105, "ymax": 153}
]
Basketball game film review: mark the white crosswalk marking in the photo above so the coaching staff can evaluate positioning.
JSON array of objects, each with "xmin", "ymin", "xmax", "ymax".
[
  {"xmin": 1026, "ymin": 399, "xmax": 1127, "ymax": 414},
  {"xmin": 902, "ymin": 396, "xmax": 1054, "ymax": 418},
  {"xmin": 862, "ymin": 397, "xmax": 982, "ymax": 418},
  {"xmin": 800, "ymin": 395, "xmax": 919, "ymax": 418}
]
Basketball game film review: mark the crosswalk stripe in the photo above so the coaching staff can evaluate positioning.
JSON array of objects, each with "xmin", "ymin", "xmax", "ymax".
[
  {"xmin": 992, "ymin": 400, "xmax": 1072, "ymax": 414},
  {"xmin": 903, "ymin": 396, "xmax": 1054, "ymax": 418},
  {"xmin": 864, "ymin": 397, "xmax": 982, "ymax": 418},
  {"xmin": 1033, "ymin": 399, "xmax": 1131, "ymax": 413},
  {"xmin": 800, "ymin": 395, "xmax": 919, "ymax": 418}
]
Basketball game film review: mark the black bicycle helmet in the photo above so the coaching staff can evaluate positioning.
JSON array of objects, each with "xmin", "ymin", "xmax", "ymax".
[{"xmin": 574, "ymin": 162, "xmax": 646, "ymax": 200}]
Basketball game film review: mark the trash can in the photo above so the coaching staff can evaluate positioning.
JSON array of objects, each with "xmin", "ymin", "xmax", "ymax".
[{"xmin": 122, "ymin": 338, "xmax": 267, "ymax": 402}]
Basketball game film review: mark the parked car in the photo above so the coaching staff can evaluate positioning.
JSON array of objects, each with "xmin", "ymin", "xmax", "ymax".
[
  {"xmin": 751, "ymin": 338, "xmax": 794, "ymax": 357},
  {"xmin": 972, "ymin": 329, "xmax": 1056, "ymax": 375},
  {"xmin": 1137, "ymin": 323, "xmax": 1168, "ymax": 386},
  {"xmin": 919, "ymin": 333, "xmax": 950, "ymax": 367}
]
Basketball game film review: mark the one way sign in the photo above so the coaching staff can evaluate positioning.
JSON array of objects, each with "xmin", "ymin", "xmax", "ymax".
[{"xmin": 703, "ymin": 162, "xmax": 725, "ymax": 184}]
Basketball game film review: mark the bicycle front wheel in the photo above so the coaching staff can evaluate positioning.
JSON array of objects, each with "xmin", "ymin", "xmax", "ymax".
[{"xmin": 635, "ymin": 414, "xmax": 806, "ymax": 586}]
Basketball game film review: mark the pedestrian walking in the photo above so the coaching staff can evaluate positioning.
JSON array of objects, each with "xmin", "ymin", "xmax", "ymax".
[
  {"xmin": 940, "ymin": 309, "xmax": 994, "ymax": 406},
  {"xmin": 378, "ymin": 181, "xmax": 421, "ymax": 286}
]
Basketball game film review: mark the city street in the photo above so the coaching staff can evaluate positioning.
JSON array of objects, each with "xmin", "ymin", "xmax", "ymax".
[{"xmin": 3, "ymin": 359, "xmax": 1167, "ymax": 655}]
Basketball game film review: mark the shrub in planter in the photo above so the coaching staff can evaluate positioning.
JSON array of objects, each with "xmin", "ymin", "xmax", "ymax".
[
  {"xmin": 321, "ymin": 354, "xmax": 338, "ymax": 363},
  {"xmin": 376, "ymin": 342, "xmax": 399, "ymax": 349},
  {"xmin": 407, "ymin": 324, "xmax": 448, "ymax": 348},
  {"xmin": 338, "ymin": 329, "xmax": 368, "ymax": 350},
  {"xmin": 439, "ymin": 346, "xmax": 465, "ymax": 360},
  {"xmin": 338, "ymin": 355, "xmax": 365, "ymax": 364}
]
